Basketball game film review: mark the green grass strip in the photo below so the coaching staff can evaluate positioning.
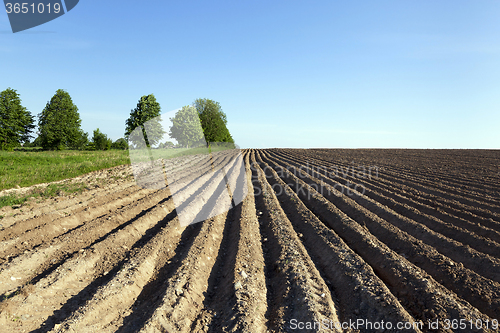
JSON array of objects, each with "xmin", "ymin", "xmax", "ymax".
[
  {"xmin": 0, "ymin": 182, "xmax": 89, "ymax": 210},
  {"xmin": 0, "ymin": 149, "xmax": 130, "ymax": 191}
]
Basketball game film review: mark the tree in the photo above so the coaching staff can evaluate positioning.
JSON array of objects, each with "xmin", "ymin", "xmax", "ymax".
[
  {"xmin": 0, "ymin": 88, "xmax": 35, "ymax": 150},
  {"xmin": 125, "ymin": 94, "xmax": 164, "ymax": 148},
  {"xmin": 38, "ymin": 89, "xmax": 83, "ymax": 150},
  {"xmin": 193, "ymin": 98, "xmax": 234, "ymax": 144},
  {"xmin": 168, "ymin": 105, "xmax": 205, "ymax": 148},
  {"xmin": 92, "ymin": 128, "xmax": 112, "ymax": 150},
  {"xmin": 74, "ymin": 130, "xmax": 89, "ymax": 150},
  {"xmin": 25, "ymin": 135, "xmax": 42, "ymax": 148},
  {"xmin": 112, "ymin": 138, "xmax": 128, "ymax": 150},
  {"xmin": 158, "ymin": 140, "xmax": 175, "ymax": 148}
]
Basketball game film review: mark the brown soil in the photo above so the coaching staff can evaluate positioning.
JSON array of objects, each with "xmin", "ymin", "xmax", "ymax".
[{"xmin": 0, "ymin": 149, "xmax": 499, "ymax": 332}]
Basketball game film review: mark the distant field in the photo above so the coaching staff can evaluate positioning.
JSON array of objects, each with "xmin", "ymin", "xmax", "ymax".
[
  {"xmin": 129, "ymin": 144, "xmax": 236, "ymax": 162},
  {"xmin": 0, "ymin": 149, "xmax": 130, "ymax": 191},
  {"xmin": 0, "ymin": 145, "xmax": 237, "ymax": 208}
]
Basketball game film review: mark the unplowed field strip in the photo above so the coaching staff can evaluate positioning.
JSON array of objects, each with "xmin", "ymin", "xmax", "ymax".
[{"xmin": 0, "ymin": 148, "xmax": 499, "ymax": 332}]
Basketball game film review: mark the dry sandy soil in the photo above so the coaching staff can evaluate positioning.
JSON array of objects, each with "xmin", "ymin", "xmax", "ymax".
[{"xmin": 0, "ymin": 149, "xmax": 499, "ymax": 332}]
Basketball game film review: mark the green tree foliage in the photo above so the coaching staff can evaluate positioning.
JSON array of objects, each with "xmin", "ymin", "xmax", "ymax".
[
  {"xmin": 32, "ymin": 135, "xmax": 42, "ymax": 147},
  {"xmin": 24, "ymin": 135, "xmax": 42, "ymax": 148},
  {"xmin": 157, "ymin": 140, "xmax": 175, "ymax": 148},
  {"xmin": 112, "ymin": 138, "xmax": 128, "ymax": 150},
  {"xmin": 0, "ymin": 88, "xmax": 35, "ymax": 150},
  {"xmin": 168, "ymin": 106, "xmax": 205, "ymax": 148},
  {"xmin": 38, "ymin": 89, "xmax": 84, "ymax": 150},
  {"xmin": 193, "ymin": 98, "xmax": 234, "ymax": 144},
  {"xmin": 92, "ymin": 128, "xmax": 112, "ymax": 150},
  {"xmin": 125, "ymin": 94, "xmax": 164, "ymax": 148},
  {"xmin": 73, "ymin": 130, "xmax": 89, "ymax": 150}
]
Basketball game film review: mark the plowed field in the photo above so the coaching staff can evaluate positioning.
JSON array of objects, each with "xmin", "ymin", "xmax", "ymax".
[{"xmin": 1, "ymin": 149, "xmax": 499, "ymax": 332}]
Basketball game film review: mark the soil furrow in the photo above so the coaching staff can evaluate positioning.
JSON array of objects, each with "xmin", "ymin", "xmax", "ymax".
[
  {"xmin": 0, "ymin": 193, "xmax": 175, "ymax": 332},
  {"xmin": 256, "ymin": 150, "xmax": 496, "ymax": 332},
  {"xmin": 0, "ymin": 180, "xmax": 136, "ymax": 234},
  {"xmin": 271, "ymin": 150, "xmax": 500, "ymax": 245},
  {"xmin": 261, "ymin": 151, "xmax": 500, "ymax": 285},
  {"xmin": 250, "ymin": 150, "xmax": 341, "ymax": 333},
  {"xmin": 132, "ymin": 208, "xmax": 227, "ymax": 331},
  {"xmin": 0, "ymin": 165, "xmax": 136, "ymax": 230},
  {"xmin": 261, "ymin": 150, "xmax": 500, "ymax": 320},
  {"xmin": 42, "ymin": 200, "xmax": 182, "ymax": 333},
  {"xmin": 276, "ymin": 149, "xmax": 500, "ymax": 222},
  {"xmin": 119, "ymin": 152, "xmax": 244, "ymax": 332},
  {"xmin": 254, "ymin": 150, "xmax": 422, "ymax": 332},
  {"xmin": 278, "ymin": 149, "xmax": 500, "ymax": 216},
  {"xmin": 1, "ymin": 148, "xmax": 498, "ymax": 332},
  {"xmin": 283, "ymin": 149, "xmax": 500, "ymax": 197},
  {"xmin": 0, "ymin": 187, "xmax": 168, "ymax": 298},
  {"xmin": 190, "ymin": 150, "xmax": 268, "ymax": 333},
  {"xmin": 267, "ymin": 150, "xmax": 500, "ymax": 259},
  {"xmin": 0, "ymin": 185, "xmax": 150, "ymax": 262}
]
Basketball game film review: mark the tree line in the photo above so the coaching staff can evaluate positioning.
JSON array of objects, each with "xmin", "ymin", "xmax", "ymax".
[
  {"xmin": 124, "ymin": 95, "xmax": 234, "ymax": 149},
  {"xmin": 0, "ymin": 88, "xmax": 234, "ymax": 151}
]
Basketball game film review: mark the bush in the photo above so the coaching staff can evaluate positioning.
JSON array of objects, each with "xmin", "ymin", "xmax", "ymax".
[
  {"xmin": 112, "ymin": 138, "xmax": 128, "ymax": 150},
  {"xmin": 92, "ymin": 128, "xmax": 112, "ymax": 151}
]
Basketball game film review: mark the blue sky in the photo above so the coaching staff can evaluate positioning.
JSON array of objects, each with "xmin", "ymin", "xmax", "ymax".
[{"xmin": 1, "ymin": 0, "xmax": 499, "ymax": 148}]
